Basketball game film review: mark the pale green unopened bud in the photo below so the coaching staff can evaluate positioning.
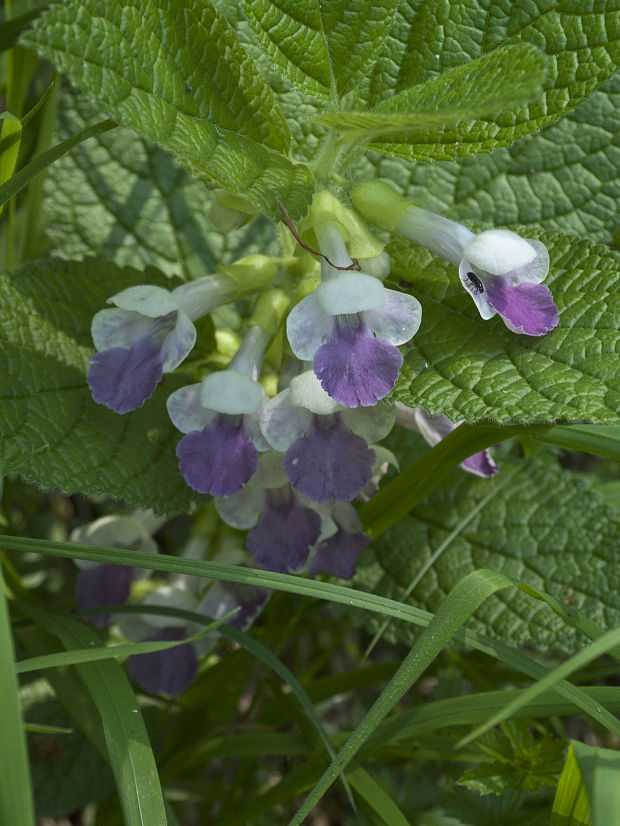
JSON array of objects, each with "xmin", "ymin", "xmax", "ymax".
[
  {"xmin": 351, "ymin": 181, "xmax": 412, "ymax": 232},
  {"xmin": 250, "ymin": 288, "xmax": 290, "ymax": 333}
]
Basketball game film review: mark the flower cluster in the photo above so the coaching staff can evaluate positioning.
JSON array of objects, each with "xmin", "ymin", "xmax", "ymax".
[{"xmin": 87, "ymin": 186, "xmax": 558, "ymax": 581}]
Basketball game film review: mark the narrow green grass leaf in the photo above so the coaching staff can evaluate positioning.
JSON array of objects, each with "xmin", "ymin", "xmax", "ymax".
[
  {"xmin": 366, "ymin": 687, "xmax": 620, "ymax": 752},
  {"xmin": 287, "ymin": 569, "xmax": 518, "ymax": 825},
  {"xmin": 18, "ymin": 602, "xmax": 167, "ymax": 826},
  {"xmin": 458, "ymin": 627, "xmax": 620, "ymax": 748},
  {"xmin": 3, "ymin": 534, "xmax": 616, "ymax": 741},
  {"xmin": 551, "ymin": 743, "xmax": 591, "ymax": 826},
  {"xmin": 0, "ymin": 565, "xmax": 35, "ymax": 826},
  {"xmin": 572, "ymin": 741, "xmax": 620, "ymax": 826},
  {"xmin": 0, "ymin": 117, "xmax": 115, "ymax": 208},
  {"xmin": 15, "ymin": 610, "xmax": 235, "ymax": 673},
  {"xmin": 359, "ymin": 422, "xmax": 620, "ymax": 537},
  {"xmin": 0, "ymin": 112, "xmax": 22, "ymax": 218},
  {"xmin": 24, "ymin": 722, "xmax": 73, "ymax": 735},
  {"xmin": 347, "ymin": 766, "xmax": 412, "ymax": 826}
]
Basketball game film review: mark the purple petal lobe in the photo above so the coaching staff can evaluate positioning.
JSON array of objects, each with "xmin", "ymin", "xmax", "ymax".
[
  {"xmin": 309, "ymin": 529, "xmax": 371, "ymax": 579},
  {"xmin": 88, "ymin": 338, "xmax": 163, "ymax": 413},
  {"xmin": 485, "ymin": 279, "xmax": 559, "ymax": 336},
  {"xmin": 129, "ymin": 627, "xmax": 198, "ymax": 696},
  {"xmin": 313, "ymin": 319, "xmax": 403, "ymax": 407},
  {"xmin": 76, "ymin": 564, "xmax": 134, "ymax": 627},
  {"xmin": 284, "ymin": 418, "xmax": 374, "ymax": 503},
  {"xmin": 462, "ymin": 449, "xmax": 498, "ymax": 478},
  {"xmin": 247, "ymin": 488, "xmax": 321, "ymax": 573},
  {"xmin": 176, "ymin": 417, "xmax": 258, "ymax": 497}
]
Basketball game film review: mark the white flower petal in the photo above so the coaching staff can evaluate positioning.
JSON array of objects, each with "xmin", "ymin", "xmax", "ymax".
[
  {"xmin": 260, "ymin": 390, "xmax": 313, "ymax": 451},
  {"xmin": 286, "ymin": 292, "xmax": 334, "ymax": 359},
  {"xmin": 341, "ymin": 402, "xmax": 396, "ymax": 444},
  {"xmin": 167, "ymin": 383, "xmax": 217, "ymax": 433},
  {"xmin": 288, "ymin": 370, "xmax": 341, "ymax": 415},
  {"xmin": 458, "ymin": 261, "xmax": 497, "ymax": 319},
  {"xmin": 464, "ymin": 229, "xmax": 537, "ymax": 276},
  {"xmin": 316, "ymin": 272, "xmax": 385, "ymax": 315},
  {"xmin": 160, "ymin": 311, "xmax": 196, "ymax": 371},
  {"xmin": 110, "ymin": 285, "xmax": 180, "ymax": 317},
  {"xmin": 71, "ymin": 515, "xmax": 157, "ymax": 570},
  {"xmin": 200, "ymin": 370, "xmax": 266, "ymax": 415},
  {"xmin": 215, "ymin": 477, "xmax": 264, "ymax": 529},
  {"xmin": 362, "ymin": 289, "xmax": 422, "ymax": 345},
  {"xmin": 91, "ymin": 308, "xmax": 153, "ymax": 351}
]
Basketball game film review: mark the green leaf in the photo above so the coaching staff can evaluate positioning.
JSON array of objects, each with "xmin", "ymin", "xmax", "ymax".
[
  {"xmin": 458, "ymin": 722, "xmax": 564, "ymax": 795},
  {"xmin": 0, "ymin": 258, "xmax": 205, "ymax": 514},
  {"xmin": 571, "ymin": 741, "xmax": 620, "ymax": 826},
  {"xmin": 376, "ymin": 72, "xmax": 620, "ymax": 246},
  {"xmin": 19, "ymin": 603, "xmax": 168, "ymax": 826},
  {"xmin": 0, "ymin": 567, "xmax": 36, "ymax": 826},
  {"xmin": 43, "ymin": 87, "xmax": 279, "ymax": 279},
  {"xmin": 357, "ymin": 450, "xmax": 620, "ymax": 648},
  {"xmin": 22, "ymin": 0, "xmax": 313, "ymax": 218},
  {"xmin": 551, "ymin": 744, "xmax": 592, "ymax": 826},
  {"xmin": 389, "ymin": 231, "xmax": 620, "ymax": 423},
  {"xmin": 318, "ymin": 42, "xmax": 549, "ymax": 153},
  {"xmin": 363, "ymin": 0, "xmax": 620, "ymax": 161},
  {"xmin": 243, "ymin": 0, "xmax": 398, "ymax": 99}
]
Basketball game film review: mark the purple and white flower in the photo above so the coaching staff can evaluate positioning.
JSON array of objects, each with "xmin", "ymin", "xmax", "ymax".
[
  {"xmin": 260, "ymin": 369, "xmax": 396, "ymax": 503},
  {"xmin": 121, "ymin": 548, "xmax": 270, "ymax": 696},
  {"xmin": 215, "ymin": 452, "xmax": 322, "ymax": 573},
  {"xmin": 286, "ymin": 222, "xmax": 422, "ymax": 408},
  {"xmin": 167, "ymin": 326, "xmax": 270, "ymax": 497},
  {"xmin": 352, "ymin": 182, "xmax": 557, "ymax": 337},
  {"xmin": 71, "ymin": 511, "xmax": 164, "ymax": 626},
  {"xmin": 308, "ymin": 503, "xmax": 371, "ymax": 579},
  {"xmin": 88, "ymin": 275, "xmax": 237, "ymax": 414},
  {"xmin": 396, "ymin": 403, "xmax": 498, "ymax": 478}
]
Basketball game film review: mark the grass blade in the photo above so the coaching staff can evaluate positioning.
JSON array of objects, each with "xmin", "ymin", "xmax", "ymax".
[
  {"xmin": 347, "ymin": 766, "xmax": 413, "ymax": 825},
  {"xmin": 0, "ymin": 117, "xmax": 115, "ymax": 208},
  {"xmin": 287, "ymin": 569, "xmax": 518, "ymax": 825},
  {"xmin": 18, "ymin": 602, "xmax": 167, "ymax": 826},
  {"xmin": 551, "ymin": 743, "xmax": 591, "ymax": 826},
  {"xmin": 0, "ymin": 564, "xmax": 35, "ymax": 826},
  {"xmin": 15, "ymin": 610, "xmax": 236, "ymax": 673},
  {"xmin": 572, "ymin": 741, "xmax": 620, "ymax": 826},
  {"xmin": 458, "ymin": 626, "xmax": 620, "ymax": 748},
  {"xmin": 2, "ymin": 535, "xmax": 617, "ymax": 742}
]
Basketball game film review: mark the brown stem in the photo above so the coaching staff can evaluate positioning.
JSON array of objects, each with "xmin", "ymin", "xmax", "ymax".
[{"xmin": 276, "ymin": 200, "xmax": 361, "ymax": 271}]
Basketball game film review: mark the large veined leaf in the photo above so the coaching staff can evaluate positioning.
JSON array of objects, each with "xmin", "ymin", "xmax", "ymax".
[
  {"xmin": 354, "ymin": 449, "xmax": 620, "ymax": 648},
  {"xmin": 243, "ymin": 0, "xmax": 398, "ymax": 99},
  {"xmin": 22, "ymin": 0, "xmax": 313, "ymax": 219},
  {"xmin": 362, "ymin": 0, "xmax": 620, "ymax": 161},
  {"xmin": 44, "ymin": 88, "xmax": 279, "ymax": 279},
  {"xmin": 370, "ymin": 72, "xmax": 620, "ymax": 246},
  {"xmin": 317, "ymin": 42, "xmax": 550, "ymax": 156},
  {"xmin": 0, "ymin": 258, "xmax": 206, "ymax": 514},
  {"xmin": 388, "ymin": 231, "xmax": 620, "ymax": 424}
]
